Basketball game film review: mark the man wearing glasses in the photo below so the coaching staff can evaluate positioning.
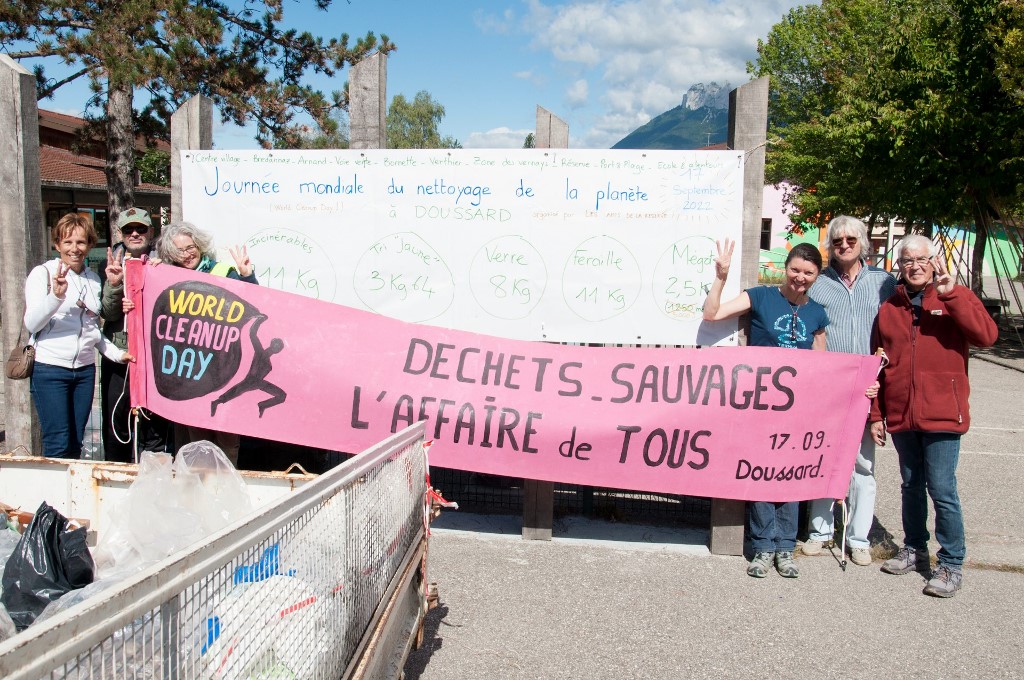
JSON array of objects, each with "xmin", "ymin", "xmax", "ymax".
[
  {"xmin": 100, "ymin": 208, "xmax": 170, "ymax": 462},
  {"xmin": 871, "ymin": 234, "xmax": 996, "ymax": 597},
  {"xmin": 802, "ymin": 216, "xmax": 896, "ymax": 566}
]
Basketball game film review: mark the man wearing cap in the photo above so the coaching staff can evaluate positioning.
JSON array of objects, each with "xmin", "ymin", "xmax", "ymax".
[{"xmin": 100, "ymin": 207, "xmax": 170, "ymax": 462}]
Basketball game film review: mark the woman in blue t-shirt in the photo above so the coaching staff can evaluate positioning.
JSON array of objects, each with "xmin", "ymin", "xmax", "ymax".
[{"xmin": 703, "ymin": 240, "xmax": 828, "ymax": 579}]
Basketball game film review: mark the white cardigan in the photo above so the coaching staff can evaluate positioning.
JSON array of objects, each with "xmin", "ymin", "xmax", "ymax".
[{"xmin": 24, "ymin": 259, "xmax": 128, "ymax": 369}]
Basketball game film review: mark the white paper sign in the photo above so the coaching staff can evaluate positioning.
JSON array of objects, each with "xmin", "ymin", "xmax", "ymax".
[{"xmin": 181, "ymin": 148, "xmax": 742, "ymax": 345}]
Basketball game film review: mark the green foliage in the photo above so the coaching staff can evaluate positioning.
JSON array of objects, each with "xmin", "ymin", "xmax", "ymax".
[
  {"xmin": 996, "ymin": 0, "xmax": 1024, "ymax": 103},
  {"xmin": 751, "ymin": 0, "xmax": 1024, "ymax": 289},
  {"xmin": 386, "ymin": 91, "xmax": 461, "ymax": 149},
  {"xmin": 1, "ymin": 0, "xmax": 392, "ymax": 209},
  {"xmin": 288, "ymin": 110, "xmax": 350, "ymax": 149},
  {"xmin": 523, "ymin": 133, "xmax": 535, "ymax": 149},
  {"xmin": 136, "ymin": 147, "xmax": 170, "ymax": 186}
]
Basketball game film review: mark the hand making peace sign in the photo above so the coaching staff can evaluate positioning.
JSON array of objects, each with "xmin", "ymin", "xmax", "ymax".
[
  {"xmin": 52, "ymin": 262, "xmax": 71, "ymax": 299},
  {"xmin": 105, "ymin": 247, "xmax": 125, "ymax": 287}
]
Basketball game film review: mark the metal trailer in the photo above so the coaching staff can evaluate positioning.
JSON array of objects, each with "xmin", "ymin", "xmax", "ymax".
[{"xmin": 0, "ymin": 422, "xmax": 432, "ymax": 680}]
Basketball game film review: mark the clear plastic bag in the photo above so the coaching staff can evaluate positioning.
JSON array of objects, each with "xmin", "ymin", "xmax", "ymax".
[
  {"xmin": 0, "ymin": 603, "xmax": 16, "ymax": 643},
  {"xmin": 93, "ymin": 442, "xmax": 253, "ymax": 577},
  {"xmin": 0, "ymin": 525, "xmax": 22, "ymax": 569}
]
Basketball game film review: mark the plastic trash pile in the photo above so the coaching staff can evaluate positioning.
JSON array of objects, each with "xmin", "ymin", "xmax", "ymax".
[{"xmin": 0, "ymin": 441, "xmax": 255, "ymax": 672}]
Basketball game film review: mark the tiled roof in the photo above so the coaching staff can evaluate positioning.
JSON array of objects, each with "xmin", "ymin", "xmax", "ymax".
[
  {"xmin": 38, "ymin": 108, "xmax": 86, "ymax": 134},
  {"xmin": 39, "ymin": 144, "xmax": 170, "ymax": 194},
  {"xmin": 37, "ymin": 107, "xmax": 173, "ymax": 155}
]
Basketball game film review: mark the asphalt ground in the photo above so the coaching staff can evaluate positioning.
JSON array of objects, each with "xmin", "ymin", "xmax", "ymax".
[{"xmin": 405, "ymin": 354, "xmax": 1024, "ymax": 680}]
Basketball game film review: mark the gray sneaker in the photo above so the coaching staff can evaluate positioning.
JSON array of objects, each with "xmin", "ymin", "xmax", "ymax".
[
  {"xmin": 881, "ymin": 546, "xmax": 930, "ymax": 575},
  {"xmin": 775, "ymin": 551, "xmax": 799, "ymax": 578},
  {"xmin": 801, "ymin": 539, "xmax": 824, "ymax": 556},
  {"xmin": 747, "ymin": 551, "xmax": 774, "ymax": 578},
  {"xmin": 923, "ymin": 565, "xmax": 963, "ymax": 598}
]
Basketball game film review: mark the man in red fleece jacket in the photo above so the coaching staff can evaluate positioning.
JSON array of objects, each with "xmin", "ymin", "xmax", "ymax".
[{"xmin": 870, "ymin": 234, "xmax": 998, "ymax": 598}]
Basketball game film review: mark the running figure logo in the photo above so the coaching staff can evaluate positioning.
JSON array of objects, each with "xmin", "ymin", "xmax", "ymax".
[{"xmin": 211, "ymin": 314, "xmax": 287, "ymax": 418}]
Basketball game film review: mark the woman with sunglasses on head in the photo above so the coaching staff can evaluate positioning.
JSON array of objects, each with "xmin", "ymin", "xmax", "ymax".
[
  {"xmin": 151, "ymin": 222, "xmax": 258, "ymax": 466},
  {"xmin": 871, "ymin": 235, "xmax": 996, "ymax": 598},
  {"xmin": 24, "ymin": 213, "xmax": 135, "ymax": 458},
  {"xmin": 803, "ymin": 216, "xmax": 897, "ymax": 567},
  {"xmin": 703, "ymin": 240, "xmax": 829, "ymax": 579}
]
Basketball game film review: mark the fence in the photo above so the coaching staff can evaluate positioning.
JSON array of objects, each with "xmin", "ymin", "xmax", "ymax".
[{"xmin": 0, "ymin": 423, "xmax": 429, "ymax": 680}]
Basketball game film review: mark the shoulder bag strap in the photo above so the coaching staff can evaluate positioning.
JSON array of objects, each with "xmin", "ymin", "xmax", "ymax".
[{"xmin": 27, "ymin": 262, "xmax": 54, "ymax": 345}]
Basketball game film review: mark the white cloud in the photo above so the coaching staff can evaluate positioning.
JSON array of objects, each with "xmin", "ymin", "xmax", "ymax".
[
  {"xmin": 473, "ymin": 7, "xmax": 519, "ymax": 34},
  {"xmin": 565, "ymin": 79, "xmax": 589, "ymax": 108},
  {"xmin": 519, "ymin": 0, "xmax": 797, "ymax": 146},
  {"xmin": 463, "ymin": 126, "xmax": 535, "ymax": 149}
]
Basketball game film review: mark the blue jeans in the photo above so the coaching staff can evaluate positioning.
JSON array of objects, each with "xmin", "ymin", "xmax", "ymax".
[
  {"xmin": 748, "ymin": 501, "xmax": 798, "ymax": 553},
  {"xmin": 30, "ymin": 362, "xmax": 96, "ymax": 459},
  {"xmin": 891, "ymin": 431, "xmax": 964, "ymax": 568}
]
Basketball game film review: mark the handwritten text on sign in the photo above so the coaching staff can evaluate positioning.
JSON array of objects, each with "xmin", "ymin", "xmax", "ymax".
[
  {"xmin": 127, "ymin": 262, "xmax": 879, "ymax": 502},
  {"xmin": 180, "ymin": 149, "xmax": 744, "ymax": 346}
]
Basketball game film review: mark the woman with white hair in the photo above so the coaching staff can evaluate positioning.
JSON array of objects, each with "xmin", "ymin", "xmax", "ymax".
[
  {"xmin": 155, "ymin": 222, "xmax": 257, "ymax": 283},
  {"xmin": 870, "ymin": 233, "xmax": 997, "ymax": 597}
]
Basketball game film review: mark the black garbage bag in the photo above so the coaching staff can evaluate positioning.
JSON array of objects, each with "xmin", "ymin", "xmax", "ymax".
[{"xmin": 1, "ymin": 502, "xmax": 95, "ymax": 631}]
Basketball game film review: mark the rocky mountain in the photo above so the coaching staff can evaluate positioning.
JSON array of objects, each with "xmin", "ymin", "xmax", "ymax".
[{"xmin": 611, "ymin": 82, "xmax": 731, "ymax": 150}]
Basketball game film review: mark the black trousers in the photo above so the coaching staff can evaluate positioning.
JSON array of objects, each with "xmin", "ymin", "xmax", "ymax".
[{"xmin": 100, "ymin": 357, "xmax": 170, "ymax": 462}]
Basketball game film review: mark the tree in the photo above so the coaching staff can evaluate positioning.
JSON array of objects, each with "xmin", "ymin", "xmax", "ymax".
[
  {"xmin": 386, "ymin": 91, "xmax": 460, "ymax": 149},
  {"xmin": 750, "ymin": 1, "xmax": 905, "ymax": 226},
  {"xmin": 290, "ymin": 109, "xmax": 350, "ymax": 150},
  {"xmin": 751, "ymin": 0, "xmax": 1024, "ymax": 292},
  {"xmin": 1, "ymin": 0, "xmax": 392, "ymax": 221},
  {"xmin": 137, "ymin": 148, "xmax": 171, "ymax": 186},
  {"xmin": 995, "ymin": 0, "xmax": 1024, "ymax": 104},
  {"xmin": 523, "ymin": 133, "xmax": 535, "ymax": 149}
]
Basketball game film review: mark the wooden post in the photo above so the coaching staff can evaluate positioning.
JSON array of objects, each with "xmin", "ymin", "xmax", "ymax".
[
  {"xmin": 709, "ymin": 76, "xmax": 770, "ymax": 556},
  {"xmin": 0, "ymin": 55, "xmax": 47, "ymax": 454},
  {"xmin": 170, "ymin": 95, "xmax": 213, "ymax": 222},
  {"xmin": 350, "ymin": 52, "xmax": 388, "ymax": 150},
  {"xmin": 521, "ymin": 106, "xmax": 570, "ymax": 541}
]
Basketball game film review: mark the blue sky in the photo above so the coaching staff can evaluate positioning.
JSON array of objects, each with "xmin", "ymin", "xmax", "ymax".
[{"xmin": 21, "ymin": 0, "xmax": 807, "ymax": 149}]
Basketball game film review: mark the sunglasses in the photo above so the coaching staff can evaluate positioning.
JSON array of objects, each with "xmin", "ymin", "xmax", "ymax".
[
  {"xmin": 121, "ymin": 224, "xmax": 150, "ymax": 236},
  {"xmin": 831, "ymin": 236, "xmax": 858, "ymax": 247}
]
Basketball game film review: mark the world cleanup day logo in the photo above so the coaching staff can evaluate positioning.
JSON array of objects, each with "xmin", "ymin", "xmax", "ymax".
[{"xmin": 150, "ymin": 281, "xmax": 286, "ymax": 417}]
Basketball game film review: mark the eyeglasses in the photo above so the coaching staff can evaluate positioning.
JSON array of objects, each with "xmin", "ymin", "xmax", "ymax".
[
  {"xmin": 831, "ymin": 236, "xmax": 858, "ymax": 247},
  {"xmin": 898, "ymin": 256, "xmax": 931, "ymax": 268},
  {"xmin": 120, "ymin": 224, "xmax": 149, "ymax": 236},
  {"xmin": 177, "ymin": 244, "xmax": 200, "ymax": 257}
]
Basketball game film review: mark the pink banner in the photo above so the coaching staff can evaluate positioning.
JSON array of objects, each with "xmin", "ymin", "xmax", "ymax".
[{"xmin": 126, "ymin": 261, "xmax": 880, "ymax": 502}]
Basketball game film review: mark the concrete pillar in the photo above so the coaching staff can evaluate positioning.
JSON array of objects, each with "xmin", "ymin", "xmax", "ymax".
[
  {"xmin": 522, "ymin": 105, "xmax": 569, "ymax": 541},
  {"xmin": 728, "ymin": 77, "xmax": 769, "ymax": 295},
  {"xmin": 709, "ymin": 76, "xmax": 770, "ymax": 556},
  {"xmin": 350, "ymin": 51, "xmax": 387, "ymax": 149},
  {"xmin": 170, "ymin": 95, "xmax": 213, "ymax": 222},
  {"xmin": 0, "ymin": 54, "xmax": 46, "ymax": 454},
  {"xmin": 535, "ymin": 106, "xmax": 569, "ymax": 148}
]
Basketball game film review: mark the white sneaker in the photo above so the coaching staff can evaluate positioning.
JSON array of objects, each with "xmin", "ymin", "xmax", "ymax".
[
  {"xmin": 801, "ymin": 539, "xmax": 824, "ymax": 556},
  {"xmin": 849, "ymin": 546, "xmax": 872, "ymax": 566}
]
